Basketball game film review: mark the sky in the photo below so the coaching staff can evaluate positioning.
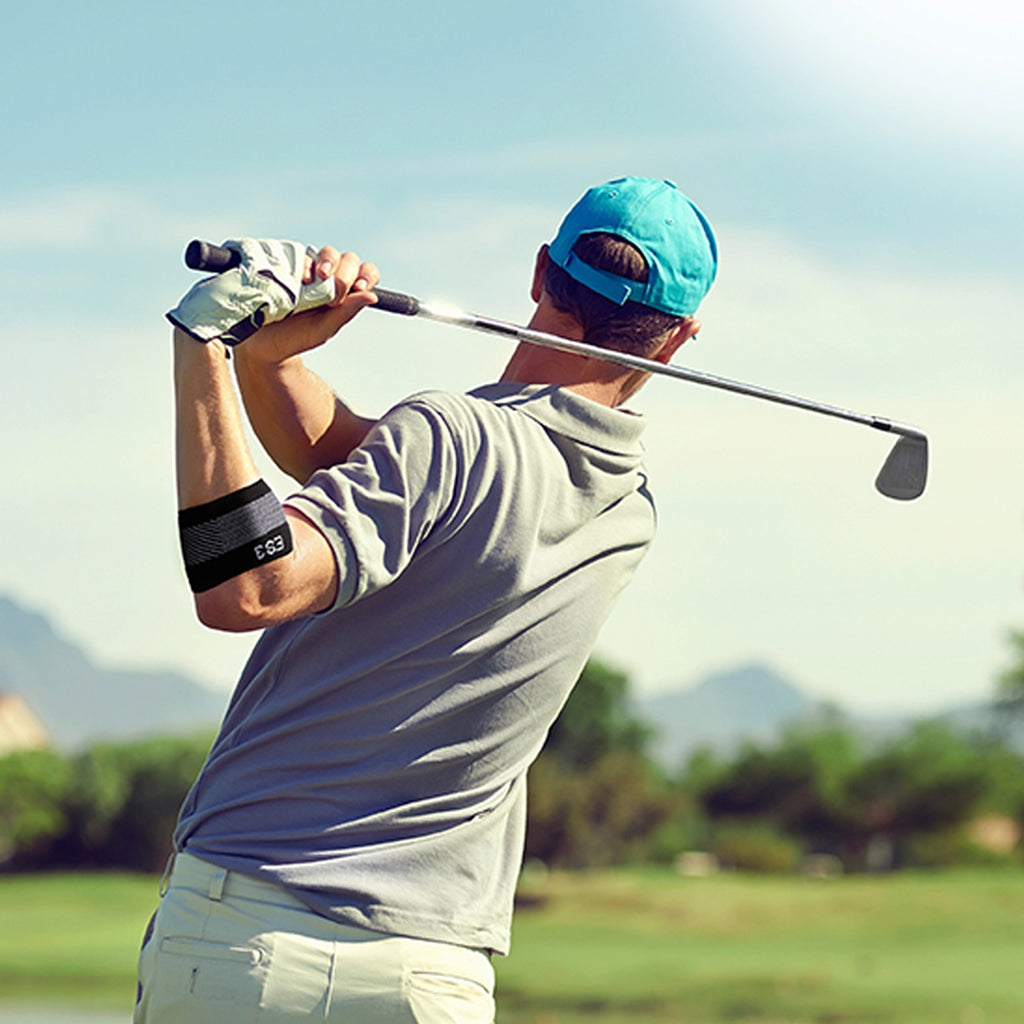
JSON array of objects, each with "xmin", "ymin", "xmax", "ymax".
[{"xmin": 1, "ymin": 0, "xmax": 1021, "ymax": 715}]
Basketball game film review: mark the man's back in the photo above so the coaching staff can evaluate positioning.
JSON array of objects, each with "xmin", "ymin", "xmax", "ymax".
[
  {"xmin": 174, "ymin": 382, "xmax": 655, "ymax": 954},
  {"xmin": 141, "ymin": 176, "xmax": 717, "ymax": 1024}
]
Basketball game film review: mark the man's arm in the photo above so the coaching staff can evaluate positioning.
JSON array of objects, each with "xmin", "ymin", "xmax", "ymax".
[
  {"xmin": 232, "ymin": 248, "xmax": 381, "ymax": 483},
  {"xmin": 174, "ymin": 329, "xmax": 339, "ymax": 631}
]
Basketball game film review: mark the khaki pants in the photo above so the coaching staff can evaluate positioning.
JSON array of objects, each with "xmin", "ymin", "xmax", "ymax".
[{"xmin": 135, "ymin": 852, "xmax": 495, "ymax": 1024}]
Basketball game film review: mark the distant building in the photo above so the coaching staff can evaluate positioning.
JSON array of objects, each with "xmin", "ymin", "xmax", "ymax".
[
  {"xmin": 0, "ymin": 692, "xmax": 51, "ymax": 754},
  {"xmin": 969, "ymin": 813, "xmax": 1021, "ymax": 856}
]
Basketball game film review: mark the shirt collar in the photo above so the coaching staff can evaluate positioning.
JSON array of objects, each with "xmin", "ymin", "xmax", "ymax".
[{"xmin": 470, "ymin": 383, "xmax": 646, "ymax": 455}]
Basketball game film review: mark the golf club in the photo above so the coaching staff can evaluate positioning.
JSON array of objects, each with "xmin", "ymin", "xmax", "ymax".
[{"xmin": 184, "ymin": 240, "xmax": 929, "ymax": 501}]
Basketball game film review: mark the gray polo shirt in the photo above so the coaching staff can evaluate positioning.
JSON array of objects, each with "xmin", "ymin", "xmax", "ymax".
[{"xmin": 174, "ymin": 382, "xmax": 655, "ymax": 955}]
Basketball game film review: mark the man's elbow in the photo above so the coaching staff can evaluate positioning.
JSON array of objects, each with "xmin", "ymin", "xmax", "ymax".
[
  {"xmin": 194, "ymin": 581, "xmax": 272, "ymax": 632},
  {"xmin": 189, "ymin": 526, "xmax": 336, "ymax": 631}
]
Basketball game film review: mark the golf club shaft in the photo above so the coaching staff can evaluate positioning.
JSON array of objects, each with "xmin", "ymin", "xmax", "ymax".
[
  {"xmin": 400, "ymin": 301, "xmax": 927, "ymax": 441},
  {"xmin": 184, "ymin": 240, "xmax": 925, "ymax": 442}
]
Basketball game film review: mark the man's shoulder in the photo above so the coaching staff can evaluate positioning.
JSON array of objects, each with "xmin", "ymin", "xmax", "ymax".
[
  {"xmin": 395, "ymin": 388, "xmax": 480, "ymax": 416},
  {"xmin": 385, "ymin": 385, "xmax": 525, "ymax": 435},
  {"xmin": 368, "ymin": 389, "xmax": 497, "ymax": 458},
  {"xmin": 396, "ymin": 384, "xmax": 646, "ymax": 456}
]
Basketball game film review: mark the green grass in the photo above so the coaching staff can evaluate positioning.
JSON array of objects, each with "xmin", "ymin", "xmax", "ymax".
[
  {"xmin": 498, "ymin": 868, "xmax": 1024, "ymax": 1023},
  {"xmin": 1, "ymin": 868, "xmax": 1023, "ymax": 1022},
  {"xmin": 0, "ymin": 872, "xmax": 157, "ymax": 1014}
]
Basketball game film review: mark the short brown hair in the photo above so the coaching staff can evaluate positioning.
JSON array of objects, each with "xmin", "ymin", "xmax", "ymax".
[{"xmin": 543, "ymin": 233, "xmax": 687, "ymax": 356}]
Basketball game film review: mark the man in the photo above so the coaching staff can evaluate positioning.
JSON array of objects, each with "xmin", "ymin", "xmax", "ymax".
[{"xmin": 136, "ymin": 177, "xmax": 717, "ymax": 1023}]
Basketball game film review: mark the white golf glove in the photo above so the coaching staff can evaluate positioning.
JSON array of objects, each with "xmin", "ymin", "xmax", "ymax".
[{"xmin": 167, "ymin": 238, "xmax": 335, "ymax": 345}]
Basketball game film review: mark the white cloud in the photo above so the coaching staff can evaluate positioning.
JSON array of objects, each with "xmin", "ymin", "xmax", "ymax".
[
  {"xmin": 602, "ymin": 229, "xmax": 1022, "ymax": 710},
  {"xmin": 0, "ymin": 186, "xmax": 194, "ymax": 250},
  {"xmin": 1, "ymin": 209, "xmax": 1020, "ymax": 713},
  {"xmin": 712, "ymin": 0, "xmax": 1024, "ymax": 149},
  {"xmin": 684, "ymin": 223, "xmax": 1021, "ymax": 401}
]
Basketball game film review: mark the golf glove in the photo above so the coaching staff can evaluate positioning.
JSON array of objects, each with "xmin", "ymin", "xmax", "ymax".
[{"xmin": 167, "ymin": 238, "xmax": 335, "ymax": 345}]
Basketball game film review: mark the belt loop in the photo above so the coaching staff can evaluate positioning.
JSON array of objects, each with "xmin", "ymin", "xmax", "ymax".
[
  {"xmin": 208, "ymin": 866, "xmax": 228, "ymax": 902},
  {"xmin": 158, "ymin": 853, "xmax": 176, "ymax": 898}
]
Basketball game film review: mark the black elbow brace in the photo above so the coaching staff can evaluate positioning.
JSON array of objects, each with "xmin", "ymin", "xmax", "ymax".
[{"xmin": 178, "ymin": 480, "xmax": 293, "ymax": 593}]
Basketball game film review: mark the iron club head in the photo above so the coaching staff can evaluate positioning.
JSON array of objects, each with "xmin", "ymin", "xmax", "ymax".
[
  {"xmin": 180, "ymin": 240, "xmax": 932, "ymax": 503},
  {"xmin": 875, "ymin": 434, "xmax": 928, "ymax": 501}
]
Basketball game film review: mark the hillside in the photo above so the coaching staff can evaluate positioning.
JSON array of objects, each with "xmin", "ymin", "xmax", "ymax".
[
  {"xmin": 0, "ymin": 594, "xmax": 1010, "ymax": 758},
  {"xmin": 0, "ymin": 596, "xmax": 228, "ymax": 749},
  {"xmin": 633, "ymin": 663, "xmax": 1010, "ymax": 769},
  {"xmin": 633, "ymin": 664, "xmax": 824, "ymax": 768}
]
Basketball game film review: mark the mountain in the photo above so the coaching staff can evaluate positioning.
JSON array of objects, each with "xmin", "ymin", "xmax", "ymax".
[
  {"xmin": 1, "ymin": 593, "xmax": 1012, "ymax": 759},
  {"xmin": 633, "ymin": 663, "xmax": 1014, "ymax": 770},
  {"xmin": 0, "ymin": 595, "xmax": 229, "ymax": 750},
  {"xmin": 633, "ymin": 664, "xmax": 824, "ymax": 769}
]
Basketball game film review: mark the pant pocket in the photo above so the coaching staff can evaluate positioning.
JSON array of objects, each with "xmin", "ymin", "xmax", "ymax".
[
  {"xmin": 138, "ymin": 936, "xmax": 266, "ymax": 1024},
  {"xmin": 405, "ymin": 968, "xmax": 495, "ymax": 1024},
  {"xmin": 160, "ymin": 936, "xmax": 264, "ymax": 967}
]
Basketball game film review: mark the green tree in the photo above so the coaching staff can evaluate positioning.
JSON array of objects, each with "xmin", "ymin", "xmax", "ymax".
[
  {"xmin": 0, "ymin": 749, "xmax": 73, "ymax": 867},
  {"xmin": 694, "ymin": 719, "xmax": 864, "ymax": 859},
  {"xmin": 995, "ymin": 527, "xmax": 1024, "ymax": 722},
  {"xmin": 544, "ymin": 658, "xmax": 652, "ymax": 770},
  {"xmin": 39, "ymin": 733, "xmax": 214, "ymax": 872},
  {"xmin": 108, "ymin": 734, "xmax": 214, "ymax": 871},
  {"xmin": 845, "ymin": 722, "xmax": 991, "ymax": 867},
  {"xmin": 690, "ymin": 718, "xmax": 1007, "ymax": 870},
  {"xmin": 995, "ymin": 628, "xmax": 1024, "ymax": 720},
  {"xmin": 525, "ymin": 657, "xmax": 677, "ymax": 867},
  {"xmin": 850, "ymin": 723, "xmax": 986, "ymax": 830},
  {"xmin": 526, "ymin": 749, "xmax": 677, "ymax": 868}
]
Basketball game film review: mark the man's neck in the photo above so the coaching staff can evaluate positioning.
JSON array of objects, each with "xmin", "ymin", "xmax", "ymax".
[{"xmin": 498, "ymin": 305, "xmax": 637, "ymax": 409}]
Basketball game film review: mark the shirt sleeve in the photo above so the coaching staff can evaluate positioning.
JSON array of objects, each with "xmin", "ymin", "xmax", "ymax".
[{"xmin": 284, "ymin": 396, "xmax": 461, "ymax": 610}]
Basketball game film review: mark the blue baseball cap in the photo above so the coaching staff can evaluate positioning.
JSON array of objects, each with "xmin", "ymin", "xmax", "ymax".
[{"xmin": 548, "ymin": 177, "xmax": 718, "ymax": 317}]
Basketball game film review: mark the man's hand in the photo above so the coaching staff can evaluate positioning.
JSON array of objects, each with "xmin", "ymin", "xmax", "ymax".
[
  {"xmin": 236, "ymin": 247, "xmax": 381, "ymax": 365},
  {"xmin": 167, "ymin": 239, "xmax": 378, "ymax": 348},
  {"xmin": 230, "ymin": 247, "xmax": 382, "ymax": 483}
]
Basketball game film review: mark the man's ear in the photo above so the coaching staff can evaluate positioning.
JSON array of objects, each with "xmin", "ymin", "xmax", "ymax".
[
  {"xmin": 649, "ymin": 318, "xmax": 700, "ymax": 365},
  {"xmin": 531, "ymin": 245, "xmax": 550, "ymax": 304}
]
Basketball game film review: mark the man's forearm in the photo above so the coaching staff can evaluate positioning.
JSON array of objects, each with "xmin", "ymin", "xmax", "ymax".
[
  {"xmin": 225, "ymin": 246, "xmax": 382, "ymax": 483},
  {"xmin": 170, "ymin": 239, "xmax": 379, "ymax": 625},
  {"xmin": 175, "ymin": 330, "xmax": 260, "ymax": 507},
  {"xmin": 173, "ymin": 328, "xmax": 339, "ymax": 629},
  {"xmin": 233, "ymin": 348, "xmax": 375, "ymax": 484}
]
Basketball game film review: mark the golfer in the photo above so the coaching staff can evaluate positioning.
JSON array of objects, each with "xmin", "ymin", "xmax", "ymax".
[{"xmin": 136, "ymin": 177, "xmax": 717, "ymax": 1023}]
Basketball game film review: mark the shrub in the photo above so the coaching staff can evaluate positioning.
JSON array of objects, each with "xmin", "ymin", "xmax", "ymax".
[
  {"xmin": 0, "ymin": 749, "xmax": 73, "ymax": 867},
  {"xmin": 903, "ymin": 828, "xmax": 1020, "ymax": 870},
  {"xmin": 712, "ymin": 823, "xmax": 803, "ymax": 874},
  {"xmin": 0, "ymin": 732, "xmax": 213, "ymax": 872},
  {"xmin": 526, "ymin": 751, "xmax": 678, "ymax": 868}
]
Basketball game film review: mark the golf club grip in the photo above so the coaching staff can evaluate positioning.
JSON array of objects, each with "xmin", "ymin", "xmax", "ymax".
[
  {"xmin": 372, "ymin": 288, "xmax": 420, "ymax": 315},
  {"xmin": 182, "ymin": 240, "xmax": 421, "ymax": 316},
  {"xmin": 185, "ymin": 239, "xmax": 239, "ymax": 272}
]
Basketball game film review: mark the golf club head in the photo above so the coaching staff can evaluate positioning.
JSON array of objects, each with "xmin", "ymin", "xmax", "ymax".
[{"xmin": 875, "ymin": 434, "xmax": 928, "ymax": 501}]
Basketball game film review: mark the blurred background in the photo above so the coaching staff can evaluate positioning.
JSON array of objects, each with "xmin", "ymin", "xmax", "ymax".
[{"xmin": 1, "ymin": 2, "xmax": 1022, "ymax": 1020}]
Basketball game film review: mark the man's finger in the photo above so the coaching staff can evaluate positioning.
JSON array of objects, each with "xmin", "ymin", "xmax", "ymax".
[
  {"xmin": 327, "ymin": 252, "xmax": 365, "ymax": 307},
  {"xmin": 352, "ymin": 261, "xmax": 381, "ymax": 292},
  {"xmin": 315, "ymin": 246, "xmax": 341, "ymax": 280}
]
